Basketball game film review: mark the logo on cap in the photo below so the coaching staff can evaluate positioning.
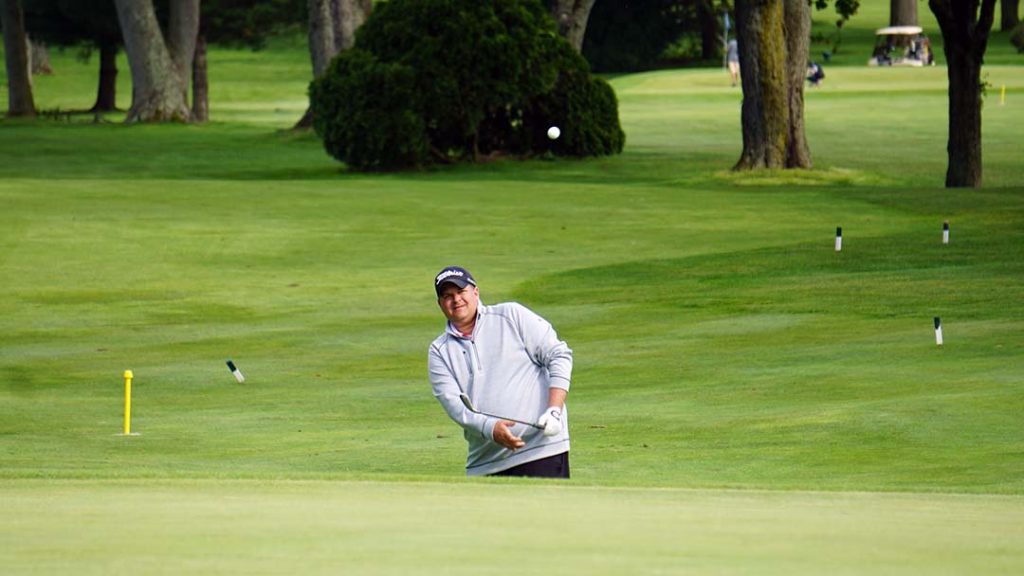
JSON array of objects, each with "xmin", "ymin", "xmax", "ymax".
[
  {"xmin": 434, "ymin": 266, "xmax": 476, "ymax": 295},
  {"xmin": 436, "ymin": 269, "xmax": 464, "ymax": 284}
]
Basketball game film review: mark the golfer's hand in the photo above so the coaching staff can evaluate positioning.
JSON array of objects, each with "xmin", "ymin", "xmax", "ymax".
[
  {"xmin": 537, "ymin": 406, "xmax": 563, "ymax": 437},
  {"xmin": 492, "ymin": 420, "xmax": 525, "ymax": 450}
]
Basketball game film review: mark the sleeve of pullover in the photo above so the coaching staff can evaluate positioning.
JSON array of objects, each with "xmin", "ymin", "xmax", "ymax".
[
  {"xmin": 513, "ymin": 303, "xmax": 573, "ymax": 391},
  {"xmin": 427, "ymin": 339, "xmax": 496, "ymax": 441}
]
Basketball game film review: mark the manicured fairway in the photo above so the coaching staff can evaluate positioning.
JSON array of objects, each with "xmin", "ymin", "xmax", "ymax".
[
  {"xmin": 3, "ymin": 480, "xmax": 1023, "ymax": 575},
  {"xmin": 2, "ymin": 4, "xmax": 1023, "ymax": 574}
]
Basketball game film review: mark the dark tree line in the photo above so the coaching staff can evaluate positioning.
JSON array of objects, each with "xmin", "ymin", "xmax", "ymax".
[{"xmin": 581, "ymin": 0, "xmax": 728, "ymax": 73}]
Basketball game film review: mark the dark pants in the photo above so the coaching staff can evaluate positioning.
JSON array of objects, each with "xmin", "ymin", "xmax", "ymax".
[{"xmin": 490, "ymin": 451, "xmax": 570, "ymax": 479}]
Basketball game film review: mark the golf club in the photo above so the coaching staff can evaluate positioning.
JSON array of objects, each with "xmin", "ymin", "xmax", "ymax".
[{"xmin": 459, "ymin": 394, "xmax": 543, "ymax": 429}]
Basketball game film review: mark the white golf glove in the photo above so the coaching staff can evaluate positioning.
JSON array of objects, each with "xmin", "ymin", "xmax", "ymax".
[{"xmin": 538, "ymin": 406, "xmax": 564, "ymax": 437}]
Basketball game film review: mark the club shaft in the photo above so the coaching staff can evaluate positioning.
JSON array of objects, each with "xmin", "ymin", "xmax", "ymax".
[
  {"xmin": 460, "ymin": 394, "xmax": 542, "ymax": 428},
  {"xmin": 473, "ymin": 409, "xmax": 543, "ymax": 429}
]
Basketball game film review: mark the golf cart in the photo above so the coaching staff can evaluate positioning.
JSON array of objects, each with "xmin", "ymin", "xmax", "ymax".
[{"xmin": 868, "ymin": 26, "xmax": 934, "ymax": 67}]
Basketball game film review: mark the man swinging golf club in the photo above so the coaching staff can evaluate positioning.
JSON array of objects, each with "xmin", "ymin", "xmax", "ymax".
[{"xmin": 428, "ymin": 266, "xmax": 572, "ymax": 478}]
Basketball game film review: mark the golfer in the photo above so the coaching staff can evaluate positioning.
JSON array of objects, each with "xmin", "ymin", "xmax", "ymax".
[{"xmin": 428, "ymin": 266, "xmax": 572, "ymax": 478}]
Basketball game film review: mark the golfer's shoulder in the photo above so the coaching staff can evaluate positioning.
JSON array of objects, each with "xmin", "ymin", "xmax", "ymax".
[
  {"xmin": 485, "ymin": 301, "xmax": 532, "ymax": 319},
  {"xmin": 428, "ymin": 330, "xmax": 452, "ymax": 353},
  {"xmin": 486, "ymin": 302, "xmax": 547, "ymax": 328}
]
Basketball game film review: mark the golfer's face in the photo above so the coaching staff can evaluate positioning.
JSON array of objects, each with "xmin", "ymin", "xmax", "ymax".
[{"xmin": 438, "ymin": 284, "xmax": 479, "ymax": 327}]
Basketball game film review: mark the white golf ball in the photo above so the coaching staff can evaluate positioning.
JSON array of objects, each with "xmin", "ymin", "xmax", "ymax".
[{"xmin": 547, "ymin": 126, "xmax": 561, "ymax": 140}]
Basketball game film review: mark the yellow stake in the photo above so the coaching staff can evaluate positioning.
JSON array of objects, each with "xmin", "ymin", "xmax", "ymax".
[
  {"xmin": 1001, "ymin": 85, "xmax": 1006, "ymax": 106},
  {"xmin": 123, "ymin": 370, "xmax": 133, "ymax": 435}
]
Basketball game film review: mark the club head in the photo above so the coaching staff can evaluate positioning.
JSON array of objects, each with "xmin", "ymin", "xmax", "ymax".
[{"xmin": 459, "ymin": 393, "xmax": 475, "ymax": 411}]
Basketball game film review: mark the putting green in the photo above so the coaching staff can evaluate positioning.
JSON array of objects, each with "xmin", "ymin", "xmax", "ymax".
[{"xmin": 2, "ymin": 480, "xmax": 1022, "ymax": 575}]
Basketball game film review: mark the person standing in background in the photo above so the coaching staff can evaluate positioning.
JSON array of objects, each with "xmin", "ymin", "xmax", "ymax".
[{"xmin": 726, "ymin": 38, "xmax": 740, "ymax": 87}]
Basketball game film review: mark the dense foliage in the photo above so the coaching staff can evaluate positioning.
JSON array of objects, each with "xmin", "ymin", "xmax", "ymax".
[
  {"xmin": 581, "ymin": 0, "xmax": 696, "ymax": 72},
  {"xmin": 518, "ymin": 40, "xmax": 625, "ymax": 156},
  {"xmin": 1012, "ymin": 22, "xmax": 1024, "ymax": 53},
  {"xmin": 23, "ymin": 0, "xmax": 121, "ymax": 51},
  {"xmin": 310, "ymin": 51, "xmax": 428, "ymax": 171},
  {"xmin": 200, "ymin": 0, "xmax": 305, "ymax": 49},
  {"xmin": 309, "ymin": 0, "xmax": 624, "ymax": 171}
]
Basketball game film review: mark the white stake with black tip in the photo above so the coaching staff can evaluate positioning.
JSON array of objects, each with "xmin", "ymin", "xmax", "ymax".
[
  {"xmin": 943, "ymin": 221, "xmax": 949, "ymax": 244},
  {"xmin": 934, "ymin": 317, "xmax": 943, "ymax": 346},
  {"xmin": 226, "ymin": 360, "xmax": 245, "ymax": 383},
  {"xmin": 835, "ymin": 226, "xmax": 842, "ymax": 251}
]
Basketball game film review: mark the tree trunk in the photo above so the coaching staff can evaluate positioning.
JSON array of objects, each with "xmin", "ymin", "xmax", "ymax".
[
  {"xmin": 308, "ymin": 0, "xmax": 337, "ymax": 79},
  {"xmin": 783, "ymin": 0, "xmax": 811, "ymax": 168},
  {"xmin": 30, "ymin": 38, "xmax": 53, "ymax": 75},
  {"xmin": 337, "ymin": 0, "xmax": 372, "ymax": 51},
  {"xmin": 192, "ymin": 34, "xmax": 209, "ymax": 122},
  {"xmin": 297, "ymin": 0, "xmax": 339, "ymax": 129},
  {"xmin": 2, "ymin": 0, "xmax": 36, "ymax": 117},
  {"xmin": 297, "ymin": 0, "xmax": 372, "ymax": 129},
  {"xmin": 890, "ymin": 0, "xmax": 919, "ymax": 25},
  {"xmin": 889, "ymin": 0, "xmax": 919, "ymax": 49},
  {"xmin": 91, "ymin": 41, "xmax": 119, "ymax": 112},
  {"xmin": 944, "ymin": 53, "xmax": 983, "ymax": 187},
  {"xmin": 1002, "ymin": 0, "xmax": 1020, "ymax": 30},
  {"xmin": 929, "ymin": 0, "xmax": 996, "ymax": 188},
  {"xmin": 734, "ymin": 0, "xmax": 788, "ymax": 169},
  {"xmin": 551, "ymin": 0, "xmax": 597, "ymax": 52},
  {"xmin": 114, "ymin": 0, "xmax": 199, "ymax": 122},
  {"xmin": 168, "ymin": 0, "xmax": 199, "ymax": 85},
  {"xmin": 734, "ymin": 0, "xmax": 812, "ymax": 171}
]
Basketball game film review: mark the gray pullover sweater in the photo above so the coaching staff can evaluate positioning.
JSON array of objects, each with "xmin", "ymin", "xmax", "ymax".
[{"xmin": 428, "ymin": 301, "xmax": 572, "ymax": 476}]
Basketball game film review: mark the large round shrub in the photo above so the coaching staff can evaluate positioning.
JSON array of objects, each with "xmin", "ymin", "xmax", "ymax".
[
  {"xmin": 357, "ymin": 0, "xmax": 558, "ymax": 157},
  {"xmin": 476, "ymin": 39, "xmax": 625, "ymax": 157},
  {"xmin": 521, "ymin": 41, "xmax": 626, "ymax": 156},
  {"xmin": 310, "ymin": 50, "xmax": 427, "ymax": 171},
  {"xmin": 310, "ymin": 0, "xmax": 625, "ymax": 170}
]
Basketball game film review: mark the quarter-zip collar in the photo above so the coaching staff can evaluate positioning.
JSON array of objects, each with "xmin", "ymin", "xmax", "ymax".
[{"xmin": 445, "ymin": 302, "xmax": 485, "ymax": 374}]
